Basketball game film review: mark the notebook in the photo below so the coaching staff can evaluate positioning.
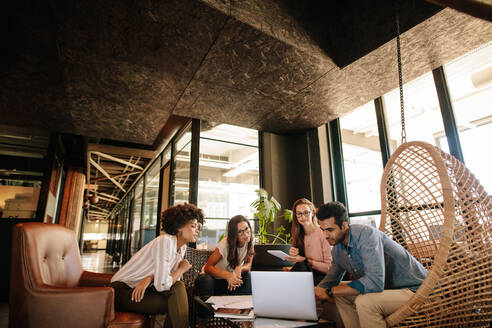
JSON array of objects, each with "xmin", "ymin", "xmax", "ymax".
[{"xmin": 251, "ymin": 271, "xmax": 319, "ymax": 321}]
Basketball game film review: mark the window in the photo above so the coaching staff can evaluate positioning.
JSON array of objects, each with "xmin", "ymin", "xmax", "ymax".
[
  {"xmin": 130, "ymin": 180, "xmax": 143, "ymax": 256},
  {"xmin": 197, "ymin": 122, "xmax": 259, "ymax": 248},
  {"xmin": 444, "ymin": 43, "xmax": 492, "ymax": 192},
  {"xmin": 340, "ymin": 102, "xmax": 383, "ymax": 214},
  {"xmin": 141, "ymin": 159, "xmax": 160, "ymax": 246},
  {"xmin": 384, "ymin": 72, "xmax": 448, "ymax": 150},
  {"xmin": 172, "ymin": 125, "xmax": 192, "ymax": 205}
]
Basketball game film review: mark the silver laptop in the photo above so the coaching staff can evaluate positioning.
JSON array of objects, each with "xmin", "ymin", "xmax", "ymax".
[{"xmin": 251, "ymin": 271, "xmax": 318, "ymax": 321}]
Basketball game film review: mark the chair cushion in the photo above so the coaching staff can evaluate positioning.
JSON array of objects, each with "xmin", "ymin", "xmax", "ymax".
[{"xmin": 107, "ymin": 312, "xmax": 149, "ymax": 328}]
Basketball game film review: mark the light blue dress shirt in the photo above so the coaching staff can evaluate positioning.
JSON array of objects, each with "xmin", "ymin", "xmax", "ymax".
[{"xmin": 318, "ymin": 224, "xmax": 427, "ymax": 294}]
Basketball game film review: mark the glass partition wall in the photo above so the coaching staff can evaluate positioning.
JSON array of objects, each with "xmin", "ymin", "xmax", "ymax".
[
  {"xmin": 107, "ymin": 120, "xmax": 260, "ymax": 263},
  {"xmin": 197, "ymin": 122, "xmax": 260, "ymax": 249}
]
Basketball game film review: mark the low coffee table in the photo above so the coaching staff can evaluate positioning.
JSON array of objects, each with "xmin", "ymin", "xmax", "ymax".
[{"xmin": 193, "ymin": 296, "xmax": 336, "ymax": 328}]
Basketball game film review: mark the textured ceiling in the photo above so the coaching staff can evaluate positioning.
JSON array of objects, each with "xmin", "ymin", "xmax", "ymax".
[{"xmin": 1, "ymin": 0, "xmax": 491, "ymax": 146}]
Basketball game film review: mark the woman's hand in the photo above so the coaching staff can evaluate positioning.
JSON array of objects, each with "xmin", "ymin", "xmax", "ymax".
[
  {"xmin": 289, "ymin": 247, "xmax": 299, "ymax": 257},
  {"xmin": 131, "ymin": 276, "xmax": 152, "ymax": 302},
  {"xmin": 286, "ymin": 255, "xmax": 306, "ymax": 263},
  {"xmin": 226, "ymin": 271, "xmax": 243, "ymax": 291},
  {"xmin": 178, "ymin": 259, "xmax": 192, "ymax": 272},
  {"xmin": 234, "ymin": 265, "xmax": 243, "ymax": 277}
]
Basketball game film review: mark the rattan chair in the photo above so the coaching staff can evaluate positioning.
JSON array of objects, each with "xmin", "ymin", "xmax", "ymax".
[{"xmin": 379, "ymin": 141, "xmax": 492, "ymax": 327}]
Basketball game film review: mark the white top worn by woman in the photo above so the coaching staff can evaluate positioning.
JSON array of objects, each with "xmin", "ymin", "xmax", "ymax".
[
  {"xmin": 111, "ymin": 234, "xmax": 186, "ymax": 291},
  {"xmin": 215, "ymin": 237, "xmax": 251, "ymax": 271}
]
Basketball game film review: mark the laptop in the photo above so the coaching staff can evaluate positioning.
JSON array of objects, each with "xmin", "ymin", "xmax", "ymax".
[{"xmin": 251, "ymin": 271, "xmax": 319, "ymax": 321}]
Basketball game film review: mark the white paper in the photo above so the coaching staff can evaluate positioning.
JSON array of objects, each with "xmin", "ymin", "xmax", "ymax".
[
  {"xmin": 215, "ymin": 310, "xmax": 255, "ymax": 320},
  {"xmin": 206, "ymin": 295, "xmax": 254, "ymax": 310},
  {"xmin": 267, "ymin": 250, "xmax": 289, "ymax": 260}
]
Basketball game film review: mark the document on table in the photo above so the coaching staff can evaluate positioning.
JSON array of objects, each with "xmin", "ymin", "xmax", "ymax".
[
  {"xmin": 206, "ymin": 295, "xmax": 255, "ymax": 320},
  {"xmin": 267, "ymin": 250, "xmax": 289, "ymax": 260},
  {"xmin": 206, "ymin": 295, "xmax": 253, "ymax": 310}
]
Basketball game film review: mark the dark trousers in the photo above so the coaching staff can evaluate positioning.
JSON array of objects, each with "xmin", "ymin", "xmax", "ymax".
[
  {"xmin": 290, "ymin": 261, "xmax": 325, "ymax": 286},
  {"xmin": 110, "ymin": 280, "xmax": 188, "ymax": 328},
  {"xmin": 194, "ymin": 272, "xmax": 252, "ymax": 296}
]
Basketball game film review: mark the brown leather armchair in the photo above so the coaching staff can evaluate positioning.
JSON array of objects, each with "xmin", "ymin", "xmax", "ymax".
[{"xmin": 9, "ymin": 222, "xmax": 149, "ymax": 328}]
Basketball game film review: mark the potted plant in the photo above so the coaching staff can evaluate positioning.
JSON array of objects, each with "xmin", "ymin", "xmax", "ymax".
[{"xmin": 250, "ymin": 189, "xmax": 293, "ymax": 270}]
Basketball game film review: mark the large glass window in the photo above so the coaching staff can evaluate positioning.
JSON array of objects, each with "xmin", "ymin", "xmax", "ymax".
[
  {"xmin": 384, "ymin": 72, "xmax": 448, "ymax": 150},
  {"xmin": 141, "ymin": 159, "xmax": 160, "ymax": 246},
  {"xmin": 172, "ymin": 125, "xmax": 192, "ymax": 205},
  {"xmin": 444, "ymin": 44, "xmax": 492, "ymax": 192},
  {"xmin": 340, "ymin": 102, "xmax": 383, "ymax": 216},
  {"xmin": 197, "ymin": 122, "xmax": 260, "ymax": 248},
  {"xmin": 130, "ymin": 181, "xmax": 143, "ymax": 256}
]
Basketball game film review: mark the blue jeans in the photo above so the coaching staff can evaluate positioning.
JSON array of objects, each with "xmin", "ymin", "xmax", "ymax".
[{"xmin": 194, "ymin": 272, "xmax": 252, "ymax": 296}]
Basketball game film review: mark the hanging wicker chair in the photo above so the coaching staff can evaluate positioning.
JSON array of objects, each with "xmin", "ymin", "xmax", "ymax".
[{"xmin": 379, "ymin": 141, "xmax": 492, "ymax": 327}]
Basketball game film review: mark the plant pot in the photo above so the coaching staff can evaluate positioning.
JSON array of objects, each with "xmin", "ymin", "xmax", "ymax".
[{"xmin": 251, "ymin": 244, "xmax": 292, "ymax": 271}]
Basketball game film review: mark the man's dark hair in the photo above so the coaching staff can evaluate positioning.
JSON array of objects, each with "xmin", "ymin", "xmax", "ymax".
[
  {"xmin": 161, "ymin": 203, "xmax": 205, "ymax": 235},
  {"xmin": 316, "ymin": 201, "xmax": 349, "ymax": 228}
]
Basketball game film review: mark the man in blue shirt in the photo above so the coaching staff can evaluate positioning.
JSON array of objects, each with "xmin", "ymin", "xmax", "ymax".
[{"xmin": 314, "ymin": 202, "xmax": 427, "ymax": 328}]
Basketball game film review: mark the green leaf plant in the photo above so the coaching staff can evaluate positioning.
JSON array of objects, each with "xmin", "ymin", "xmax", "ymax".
[{"xmin": 250, "ymin": 188, "xmax": 293, "ymax": 244}]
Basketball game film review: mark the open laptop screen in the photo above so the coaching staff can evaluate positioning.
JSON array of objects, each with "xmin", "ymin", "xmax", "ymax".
[{"xmin": 251, "ymin": 271, "xmax": 318, "ymax": 321}]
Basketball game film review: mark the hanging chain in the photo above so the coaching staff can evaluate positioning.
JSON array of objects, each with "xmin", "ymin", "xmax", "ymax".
[{"xmin": 395, "ymin": 1, "xmax": 406, "ymax": 144}]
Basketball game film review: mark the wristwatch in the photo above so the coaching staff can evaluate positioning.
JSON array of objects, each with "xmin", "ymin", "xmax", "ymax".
[{"xmin": 326, "ymin": 287, "xmax": 334, "ymax": 298}]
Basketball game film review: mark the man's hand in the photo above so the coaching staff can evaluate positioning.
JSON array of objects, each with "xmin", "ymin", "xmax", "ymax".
[
  {"xmin": 314, "ymin": 286, "xmax": 330, "ymax": 301},
  {"xmin": 289, "ymin": 247, "xmax": 299, "ymax": 257},
  {"xmin": 178, "ymin": 259, "xmax": 192, "ymax": 272},
  {"xmin": 226, "ymin": 271, "xmax": 243, "ymax": 291},
  {"xmin": 132, "ymin": 276, "xmax": 152, "ymax": 302}
]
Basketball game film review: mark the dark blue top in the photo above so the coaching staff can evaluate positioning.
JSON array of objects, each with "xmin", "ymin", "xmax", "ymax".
[{"xmin": 318, "ymin": 224, "xmax": 427, "ymax": 294}]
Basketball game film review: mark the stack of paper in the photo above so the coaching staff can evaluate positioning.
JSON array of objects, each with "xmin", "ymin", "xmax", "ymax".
[{"xmin": 206, "ymin": 295, "xmax": 255, "ymax": 320}]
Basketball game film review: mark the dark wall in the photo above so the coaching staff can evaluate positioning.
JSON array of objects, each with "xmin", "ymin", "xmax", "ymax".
[{"xmin": 262, "ymin": 129, "xmax": 324, "ymax": 234}]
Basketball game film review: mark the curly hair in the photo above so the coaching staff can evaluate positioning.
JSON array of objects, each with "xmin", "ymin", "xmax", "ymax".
[
  {"xmin": 316, "ymin": 201, "xmax": 349, "ymax": 228},
  {"xmin": 226, "ymin": 215, "xmax": 254, "ymax": 269},
  {"xmin": 291, "ymin": 198, "xmax": 316, "ymax": 257},
  {"xmin": 161, "ymin": 203, "xmax": 205, "ymax": 235}
]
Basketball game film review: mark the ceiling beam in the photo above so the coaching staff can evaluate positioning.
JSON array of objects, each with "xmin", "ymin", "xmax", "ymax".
[
  {"xmin": 91, "ymin": 151, "xmax": 144, "ymax": 170},
  {"xmin": 93, "ymin": 171, "xmax": 141, "ymax": 182},
  {"xmin": 88, "ymin": 143, "xmax": 155, "ymax": 159},
  {"xmin": 89, "ymin": 158, "xmax": 126, "ymax": 192}
]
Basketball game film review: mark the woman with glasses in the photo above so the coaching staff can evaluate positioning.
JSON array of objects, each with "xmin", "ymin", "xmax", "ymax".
[
  {"xmin": 286, "ymin": 198, "xmax": 332, "ymax": 285},
  {"xmin": 195, "ymin": 215, "xmax": 254, "ymax": 295}
]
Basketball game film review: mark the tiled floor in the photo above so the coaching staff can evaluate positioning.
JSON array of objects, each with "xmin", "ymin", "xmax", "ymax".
[{"xmin": 1, "ymin": 251, "xmax": 118, "ymax": 327}]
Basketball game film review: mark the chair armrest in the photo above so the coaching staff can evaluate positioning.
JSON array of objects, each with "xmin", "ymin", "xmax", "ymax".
[
  {"xmin": 79, "ymin": 270, "xmax": 114, "ymax": 287},
  {"xmin": 28, "ymin": 285, "xmax": 115, "ymax": 328}
]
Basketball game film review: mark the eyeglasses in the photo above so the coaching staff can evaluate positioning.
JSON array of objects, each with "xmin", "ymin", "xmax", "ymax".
[
  {"xmin": 237, "ymin": 227, "xmax": 251, "ymax": 236},
  {"xmin": 296, "ymin": 211, "xmax": 311, "ymax": 217}
]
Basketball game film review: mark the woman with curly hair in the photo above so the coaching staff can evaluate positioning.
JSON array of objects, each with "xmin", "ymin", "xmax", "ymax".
[
  {"xmin": 287, "ymin": 198, "xmax": 332, "ymax": 285},
  {"xmin": 110, "ymin": 203, "xmax": 204, "ymax": 328},
  {"xmin": 195, "ymin": 215, "xmax": 254, "ymax": 296}
]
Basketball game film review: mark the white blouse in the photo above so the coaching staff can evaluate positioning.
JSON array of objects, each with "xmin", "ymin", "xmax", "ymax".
[
  {"xmin": 215, "ymin": 237, "xmax": 251, "ymax": 272},
  {"xmin": 111, "ymin": 234, "xmax": 186, "ymax": 292}
]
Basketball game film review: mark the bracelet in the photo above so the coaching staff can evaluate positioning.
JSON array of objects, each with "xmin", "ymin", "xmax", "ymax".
[{"xmin": 326, "ymin": 288, "xmax": 334, "ymax": 298}]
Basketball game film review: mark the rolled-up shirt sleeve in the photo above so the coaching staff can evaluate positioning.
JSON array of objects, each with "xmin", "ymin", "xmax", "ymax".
[
  {"xmin": 317, "ymin": 260, "xmax": 345, "ymax": 289},
  {"xmin": 350, "ymin": 229, "xmax": 385, "ymax": 294},
  {"xmin": 152, "ymin": 236, "xmax": 175, "ymax": 292}
]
